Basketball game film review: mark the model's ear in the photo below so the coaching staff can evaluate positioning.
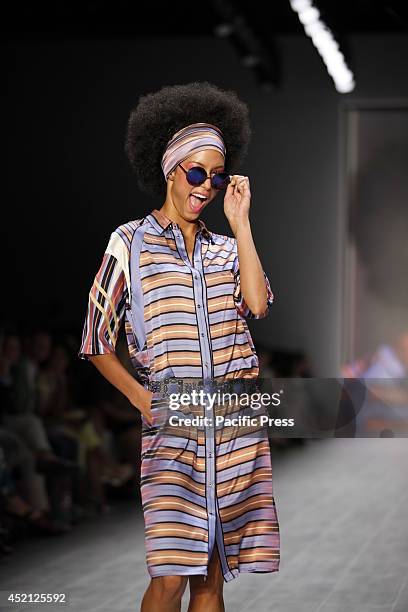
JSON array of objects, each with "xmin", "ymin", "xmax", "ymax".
[{"xmin": 167, "ymin": 169, "xmax": 176, "ymax": 182}]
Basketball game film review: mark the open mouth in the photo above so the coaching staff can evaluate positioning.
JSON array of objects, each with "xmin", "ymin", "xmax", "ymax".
[{"xmin": 188, "ymin": 193, "xmax": 207, "ymax": 212}]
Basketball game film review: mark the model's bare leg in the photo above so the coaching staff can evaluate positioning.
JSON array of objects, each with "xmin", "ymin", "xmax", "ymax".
[
  {"xmin": 187, "ymin": 545, "xmax": 225, "ymax": 611},
  {"xmin": 141, "ymin": 575, "xmax": 189, "ymax": 612}
]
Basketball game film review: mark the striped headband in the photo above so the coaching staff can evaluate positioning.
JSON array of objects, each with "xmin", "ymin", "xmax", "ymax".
[{"xmin": 161, "ymin": 122, "xmax": 226, "ymax": 180}]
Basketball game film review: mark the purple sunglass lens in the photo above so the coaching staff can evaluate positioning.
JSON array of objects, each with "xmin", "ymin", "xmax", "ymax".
[
  {"xmin": 212, "ymin": 173, "xmax": 230, "ymax": 190},
  {"xmin": 186, "ymin": 167, "xmax": 207, "ymax": 186},
  {"xmin": 186, "ymin": 167, "xmax": 230, "ymax": 190}
]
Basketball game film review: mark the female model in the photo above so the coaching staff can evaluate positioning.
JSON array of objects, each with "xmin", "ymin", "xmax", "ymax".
[{"xmin": 79, "ymin": 81, "xmax": 280, "ymax": 612}]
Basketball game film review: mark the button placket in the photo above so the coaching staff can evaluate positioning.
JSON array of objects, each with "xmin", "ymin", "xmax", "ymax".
[
  {"xmin": 191, "ymin": 235, "xmax": 212, "ymax": 381},
  {"xmin": 174, "ymin": 227, "xmax": 218, "ymax": 557},
  {"xmin": 206, "ymin": 395, "xmax": 216, "ymax": 523},
  {"xmin": 173, "ymin": 228, "xmax": 209, "ymax": 378},
  {"xmin": 192, "ymin": 239, "xmax": 217, "ymax": 551}
]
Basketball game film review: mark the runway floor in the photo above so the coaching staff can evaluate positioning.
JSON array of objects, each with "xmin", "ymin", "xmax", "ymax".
[{"xmin": 1, "ymin": 437, "xmax": 407, "ymax": 612}]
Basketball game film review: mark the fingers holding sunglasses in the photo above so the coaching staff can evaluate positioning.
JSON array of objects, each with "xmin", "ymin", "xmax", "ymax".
[
  {"xmin": 229, "ymin": 175, "xmax": 250, "ymax": 194},
  {"xmin": 230, "ymin": 175, "xmax": 248, "ymax": 185}
]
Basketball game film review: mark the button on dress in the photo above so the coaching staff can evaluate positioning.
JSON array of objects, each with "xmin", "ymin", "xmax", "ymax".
[{"xmin": 78, "ymin": 207, "xmax": 280, "ymax": 582}]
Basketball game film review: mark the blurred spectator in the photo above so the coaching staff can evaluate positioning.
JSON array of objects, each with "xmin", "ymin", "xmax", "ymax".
[
  {"xmin": 0, "ymin": 445, "xmax": 67, "ymax": 541},
  {"xmin": 269, "ymin": 348, "xmax": 313, "ymax": 378},
  {"xmin": 37, "ymin": 343, "xmax": 82, "ymax": 523},
  {"xmin": 101, "ymin": 335, "xmax": 142, "ymax": 486},
  {"xmin": 36, "ymin": 339, "xmax": 135, "ymax": 513},
  {"xmin": 256, "ymin": 343, "xmax": 278, "ymax": 379},
  {"xmin": 78, "ymin": 403, "xmax": 135, "ymax": 514},
  {"xmin": 1, "ymin": 330, "xmax": 48, "ymax": 511},
  {"xmin": 2, "ymin": 330, "xmax": 74, "ymax": 472},
  {"xmin": 341, "ymin": 337, "xmax": 408, "ymax": 378},
  {"xmin": 257, "ymin": 346, "xmax": 313, "ymax": 447},
  {"xmin": 1, "ymin": 330, "xmax": 77, "ymax": 523},
  {"xmin": 341, "ymin": 336, "xmax": 408, "ymax": 437}
]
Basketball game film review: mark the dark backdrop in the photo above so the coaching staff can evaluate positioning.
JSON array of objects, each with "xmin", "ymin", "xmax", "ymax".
[{"xmin": 3, "ymin": 34, "xmax": 408, "ymax": 374}]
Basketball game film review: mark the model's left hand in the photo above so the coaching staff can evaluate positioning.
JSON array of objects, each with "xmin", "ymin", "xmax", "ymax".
[{"xmin": 224, "ymin": 175, "xmax": 251, "ymax": 235}]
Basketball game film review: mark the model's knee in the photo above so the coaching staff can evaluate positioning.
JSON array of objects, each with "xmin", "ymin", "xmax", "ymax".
[
  {"xmin": 189, "ymin": 574, "xmax": 224, "ymax": 598},
  {"xmin": 150, "ymin": 575, "xmax": 187, "ymax": 602}
]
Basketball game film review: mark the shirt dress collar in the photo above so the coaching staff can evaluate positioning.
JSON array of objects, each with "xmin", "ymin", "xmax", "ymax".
[{"xmin": 148, "ymin": 208, "xmax": 214, "ymax": 243}]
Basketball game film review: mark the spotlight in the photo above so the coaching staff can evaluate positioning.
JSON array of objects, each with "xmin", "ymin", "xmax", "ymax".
[
  {"xmin": 214, "ymin": 23, "xmax": 235, "ymax": 37},
  {"xmin": 241, "ymin": 54, "xmax": 260, "ymax": 68},
  {"xmin": 211, "ymin": 0, "xmax": 280, "ymax": 90},
  {"xmin": 289, "ymin": 0, "xmax": 355, "ymax": 93}
]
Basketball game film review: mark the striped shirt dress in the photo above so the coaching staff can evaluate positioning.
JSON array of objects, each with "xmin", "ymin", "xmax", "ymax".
[{"xmin": 78, "ymin": 207, "xmax": 280, "ymax": 582}]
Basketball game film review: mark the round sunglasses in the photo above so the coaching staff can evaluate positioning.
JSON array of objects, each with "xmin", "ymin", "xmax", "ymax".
[{"xmin": 179, "ymin": 164, "xmax": 231, "ymax": 190}]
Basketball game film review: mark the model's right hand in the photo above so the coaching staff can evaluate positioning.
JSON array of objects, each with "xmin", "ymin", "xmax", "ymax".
[{"xmin": 136, "ymin": 388, "xmax": 154, "ymax": 425}]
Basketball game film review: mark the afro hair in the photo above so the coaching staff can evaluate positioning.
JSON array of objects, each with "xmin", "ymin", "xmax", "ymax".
[{"xmin": 124, "ymin": 81, "xmax": 251, "ymax": 199}]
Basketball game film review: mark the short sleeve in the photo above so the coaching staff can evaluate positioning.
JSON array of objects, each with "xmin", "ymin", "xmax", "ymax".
[
  {"xmin": 78, "ymin": 232, "xmax": 129, "ymax": 360},
  {"xmin": 232, "ymin": 253, "xmax": 274, "ymax": 320}
]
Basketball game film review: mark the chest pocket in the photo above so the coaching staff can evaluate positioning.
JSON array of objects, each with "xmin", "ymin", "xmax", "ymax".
[{"xmin": 215, "ymin": 268, "xmax": 236, "ymax": 311}]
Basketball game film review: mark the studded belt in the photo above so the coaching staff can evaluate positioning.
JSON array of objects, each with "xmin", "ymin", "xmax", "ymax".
[{"xmin": 147, "ymin": 376, "xmax": 261, "ymax": 397}]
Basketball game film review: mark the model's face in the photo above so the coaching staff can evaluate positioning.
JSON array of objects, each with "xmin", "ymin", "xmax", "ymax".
[{"xmin": 167, "ymin": 149, "xmax": 225, "ymax": 221}]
